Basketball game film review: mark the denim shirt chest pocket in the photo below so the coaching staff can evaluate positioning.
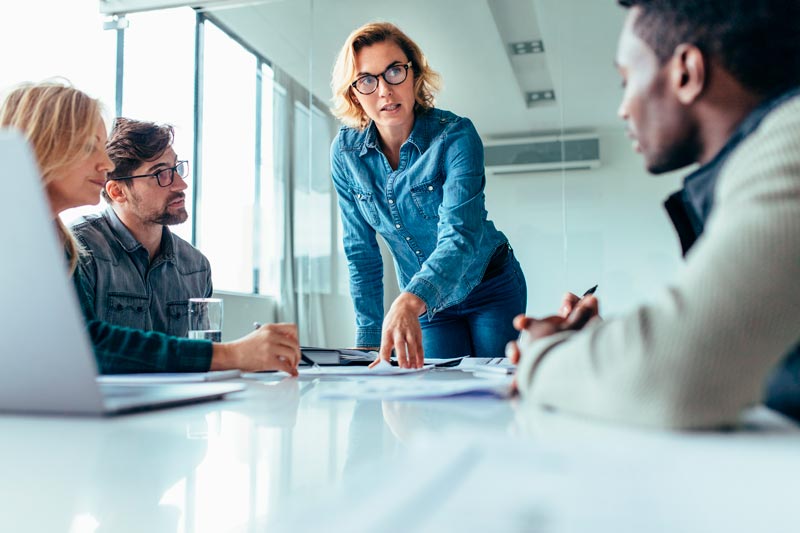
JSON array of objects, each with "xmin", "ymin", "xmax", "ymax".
[
  {"xmin": 106, "ymin": 293, "xmax": 148, "ymax": 331},
  {"xmin": 166, "ymin": 300, "xmax": 189, "ymax": 337},
  {"xmin": 409, "ymin": 173, "xmax": 444, "ymax": 220},
  {"xmin": 350, "ymin": 186, "xmax": 380, "ymax": 226}
]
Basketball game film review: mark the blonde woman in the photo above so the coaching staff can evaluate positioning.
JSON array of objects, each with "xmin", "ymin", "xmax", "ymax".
[
  {"xmin": 0, "ymin": 81, "xmax": 300, "ymax": 374},
  {"xmin": 330, "ymin": 23, "xmax": 527, "ymax": 368}
]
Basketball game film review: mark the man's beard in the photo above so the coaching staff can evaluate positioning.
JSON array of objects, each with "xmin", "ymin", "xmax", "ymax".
[
  {"xmin": 139, "ymin": 192, "xmax": 189, "ymax": 226},
  {"xmin": 152, "ymin": 197, "xmax": 188, "ymax": 225},
  {"xmin": 152, "ymin": 208, "xmax": 188, "ymax": 226},
  {"xmin": 646, "ymin": 129, "xmax": 700, "ymax": 175}
]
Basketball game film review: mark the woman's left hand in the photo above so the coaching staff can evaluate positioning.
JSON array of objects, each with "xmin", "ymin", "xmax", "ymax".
[{"xmin": 370, "ymin": 292, "xmax": 427, "ymax": 369}]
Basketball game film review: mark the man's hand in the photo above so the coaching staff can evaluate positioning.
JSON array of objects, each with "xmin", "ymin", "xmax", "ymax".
[
  {"xmin": 369, "ymin": 292, "xmax": 426, "ymax": 369},
  {"xmin": 211, "ymin": 323, "xmax": 301, "ymax": 375},
  {"xmin": 557, "ymin": 291, "xmax": 602, "ymax": 320},
  {"xmin": 506, "ymin": 294, "xmax": 599, "ymax": 365}
]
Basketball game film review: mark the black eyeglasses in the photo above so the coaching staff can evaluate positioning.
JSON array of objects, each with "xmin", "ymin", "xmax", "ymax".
[
  {"xmin": 351, "ymin": 62, "xmax": 412, "ymax": 95},
  {"xmin": 109, "ymin": 160, "xmax": 189, "ymax": 187}
]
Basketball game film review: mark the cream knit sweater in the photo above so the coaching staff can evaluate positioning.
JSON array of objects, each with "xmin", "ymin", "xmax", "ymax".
[{"xmin": 517, "ymin": 96, "xmax": 800, "ymax": 429}]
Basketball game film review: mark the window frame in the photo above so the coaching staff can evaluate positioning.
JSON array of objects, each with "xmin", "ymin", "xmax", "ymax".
[{"xmin": 107, "ymin": 9, "xmax": 338, "ymax": 296}]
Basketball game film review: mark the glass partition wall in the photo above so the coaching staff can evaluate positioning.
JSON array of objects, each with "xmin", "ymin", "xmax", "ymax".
[
  {"xmin": 304, "ymin": 0, "xmax": 683, "ymax": 338},
  {"xmin": 88, "ymin": 0, "xmax": 682, "ymax": 347}
]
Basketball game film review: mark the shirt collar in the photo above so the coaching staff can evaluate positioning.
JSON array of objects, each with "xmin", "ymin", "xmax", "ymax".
[
  {"xmin": 405, "ymin": 109, "xmax": 434, "ymax": 154},
  {"xmin": 358, "ymin": 109, "xmax": 434, "ymax": 157},
  {"xmin": 684, "ymin": 86, "xmax": 800, "ymax": 189},
  {"xmin": 104, "ymin": 206, "xmax": 175, "ymax": 260},
  {"xmin": 666, "ymin": 86, "xmax": 800, "ymax": 255},
  {"xmin": 359, "ymin": 121, "xmax": 380, "ymax": 156}
]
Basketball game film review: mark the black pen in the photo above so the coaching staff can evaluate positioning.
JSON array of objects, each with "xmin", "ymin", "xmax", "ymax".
[
  {"xmin": 569, "ymin": 285, "xmax": 598, "ymax": 315},
  {"xmin": 253, "ymin": 322, "xmax": 319, "ymax": 370}
]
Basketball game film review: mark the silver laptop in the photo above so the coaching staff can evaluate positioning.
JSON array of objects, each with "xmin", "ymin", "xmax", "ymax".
[{"xmin": 0, "ymin": 129, "xmax": 245, "ymax": 415}]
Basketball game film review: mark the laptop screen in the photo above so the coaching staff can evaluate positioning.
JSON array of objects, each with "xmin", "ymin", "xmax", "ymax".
[{"xmin": 0, "ymin": 129, "xmax": 106, "ymax": 414}]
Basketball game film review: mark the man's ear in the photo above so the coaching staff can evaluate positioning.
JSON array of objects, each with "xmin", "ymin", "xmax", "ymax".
[
  {"xmin": 105, "ymin": 180, "xmax": 128, "ymax": 204},
  {"xmin": 670, "ymin": 44, "xmax": 705, "ymax": 105}
]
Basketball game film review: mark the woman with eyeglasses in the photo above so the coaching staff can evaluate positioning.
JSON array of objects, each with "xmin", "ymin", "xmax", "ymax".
[
  {"xmin": 0, "ymin": 81, "xmax": 301, "ymax": 375},
  {"xmin": 330, "ymin": 22, "xmax": 527, "ymax": 368}
]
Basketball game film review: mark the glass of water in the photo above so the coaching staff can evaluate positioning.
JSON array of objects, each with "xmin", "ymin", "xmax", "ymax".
[{"xmin": 188, "ymin": 298, "xmax": 223, "ymax": 342}]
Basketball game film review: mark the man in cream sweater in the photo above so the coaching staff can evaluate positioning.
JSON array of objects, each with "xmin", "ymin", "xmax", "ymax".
[{"xmin": 511, "ymin": 0, "xmax": 800, "ymax": 429}]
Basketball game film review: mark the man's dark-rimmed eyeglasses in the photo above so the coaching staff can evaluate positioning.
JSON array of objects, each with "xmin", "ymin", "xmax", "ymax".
[
  {"xmin": 351, "ymin": 62, "xmax": 412, "ymax": 95},
  {"xmin": 109, "ymin": 160, "xmax": 189, "ymax": 188}
]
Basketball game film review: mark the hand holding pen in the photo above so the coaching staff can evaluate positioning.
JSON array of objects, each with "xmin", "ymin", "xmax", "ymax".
[
  {"xmin": 558, "ymin": 284, "xmax": 600, "ymax": 319},
  {"xmin": 507, "ymin": 285, "xmax": 600, "ymax": 366},
  {"xmin": 253, "ymin": 322, "xmax": 320, "ymax": 371},
  {"xmin": 235, "ymin": 322, "xmax": 301, "ymax": 376}
]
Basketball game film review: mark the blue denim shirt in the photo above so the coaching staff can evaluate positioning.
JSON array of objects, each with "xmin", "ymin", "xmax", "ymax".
[
  {"xmin": 331, "ymin": 108, "xmax": 508, "ymax": 347},
  {"xmin": 71, "ymin": 207, "xmax": 213, "ymax": 337}
]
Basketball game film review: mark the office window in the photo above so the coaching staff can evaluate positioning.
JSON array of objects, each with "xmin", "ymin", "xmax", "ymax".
[
  {"xmin": 196, "ymin": 20, "xmax": 257, "ymax": 293},
  {"xmin": 0, "ymin": 1, "xmax": 115, "ymax": 114},
  {"xmin": 0, "ymin": 0, "xmax": 116, "ymax": 224},
  {"xmin": 293, "ymin": 102, "xmax": 333, "ymax": 294},
  {"xmin": 257, "ymin": 67, "xmax": 285, "ymax": 297},
  {"xmin": 121, "ymin": 7, "xmax": 197, "ymax": 243}
]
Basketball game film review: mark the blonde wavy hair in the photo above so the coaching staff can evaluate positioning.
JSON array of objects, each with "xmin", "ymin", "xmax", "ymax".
[
  {"xmin": 331, "ymin": 22, "xmax": 442, "ymax": 130},
  {"xmin": 0, "ymin": 81, "xmax": 104, "ymax": 274}
]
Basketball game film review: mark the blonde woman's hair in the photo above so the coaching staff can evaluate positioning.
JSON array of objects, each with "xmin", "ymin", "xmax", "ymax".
[
  {"xmin": 331, "ymin": 22, "xmax": 442, "ymax": 130},
  {"xmin": 0, "ymin": 81, "xmax": 103, "ymax": 274}
]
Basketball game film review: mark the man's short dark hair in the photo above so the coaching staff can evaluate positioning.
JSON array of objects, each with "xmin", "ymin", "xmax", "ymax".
[
  {"xmin": 618, "ymin": 0, "xmax": 800, "ymax": 97},
  {"xmin": 103, "ymin": 117, "xmax": 175, "ymax": 202}
]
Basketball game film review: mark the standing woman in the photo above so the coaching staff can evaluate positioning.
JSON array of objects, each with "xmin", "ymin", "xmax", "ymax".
[
  {"xmin": 330, "ymin": 22, "xmax": 527, "ymax": 368},
  {"xmin": 0, "ymin": 81, "xmax": 300, "ymax": 374}
]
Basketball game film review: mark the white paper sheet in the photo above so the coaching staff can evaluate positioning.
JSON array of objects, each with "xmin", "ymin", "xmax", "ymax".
[
  {"xmin": 319, "ymin": 375, "xmax": 514, "ymax": 400},
  {"xmin": 298, "ymin": 359, "xmax": 434, "ymax": 377}
]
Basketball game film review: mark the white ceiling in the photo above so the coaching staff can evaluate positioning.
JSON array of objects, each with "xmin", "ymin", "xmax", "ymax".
[{"xmin": 200, "ymin": 0, "xmax": 627, "ymax": 137}]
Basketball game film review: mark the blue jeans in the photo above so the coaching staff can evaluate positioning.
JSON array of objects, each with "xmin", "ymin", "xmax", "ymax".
[{"xmin": 418, "ymin": 251, "xmax": 527, "ymax": 358}]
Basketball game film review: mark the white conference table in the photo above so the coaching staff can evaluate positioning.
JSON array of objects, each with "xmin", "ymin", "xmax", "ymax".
[{"xmin": 1, "ymin": 368, "xmax": 799, "ymax": 533}]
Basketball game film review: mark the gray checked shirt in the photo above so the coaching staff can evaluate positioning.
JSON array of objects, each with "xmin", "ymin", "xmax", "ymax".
[{"xmin": 71, "ymin": 207, "xmax": 213, "ymax": 337}]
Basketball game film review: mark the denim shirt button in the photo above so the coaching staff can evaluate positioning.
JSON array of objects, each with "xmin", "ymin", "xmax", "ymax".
[
  {"xmin": 415, "ymin": 250, "xmax": 422, "ymax": 255},
  {"xmin": 405, "ymin": 236, "xmax": 411, "ymax": 240},
  {"xmin": 427, "ymin": 186, "xmax": 434, "ymax": 191},
  {"xmin": 388, "ymin": 199, "xmax": 394, "ymax": 204},
  {"xmin": 357, "ymin": 194, "xmax": 362, "ymax": 199},
  {"xmin": 395, "ymin": 224, "xmax": 401, "ymax": 229}
]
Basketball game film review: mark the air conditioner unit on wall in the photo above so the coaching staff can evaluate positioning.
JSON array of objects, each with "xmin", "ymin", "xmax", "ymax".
[{"xmin": 483, "ymin": 133, "xmax": 600, "ymax": 175}]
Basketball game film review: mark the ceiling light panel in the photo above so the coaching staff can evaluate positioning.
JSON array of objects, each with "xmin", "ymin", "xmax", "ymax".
[{"xmin": 487, "ymin": 0, "xmax": 556, "ymax": 108}]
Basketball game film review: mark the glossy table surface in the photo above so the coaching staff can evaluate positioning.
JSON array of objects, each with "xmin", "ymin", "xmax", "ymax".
[{"xmin": 2, "ymin": 369, "xmax": 799, "ymax": 533}]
